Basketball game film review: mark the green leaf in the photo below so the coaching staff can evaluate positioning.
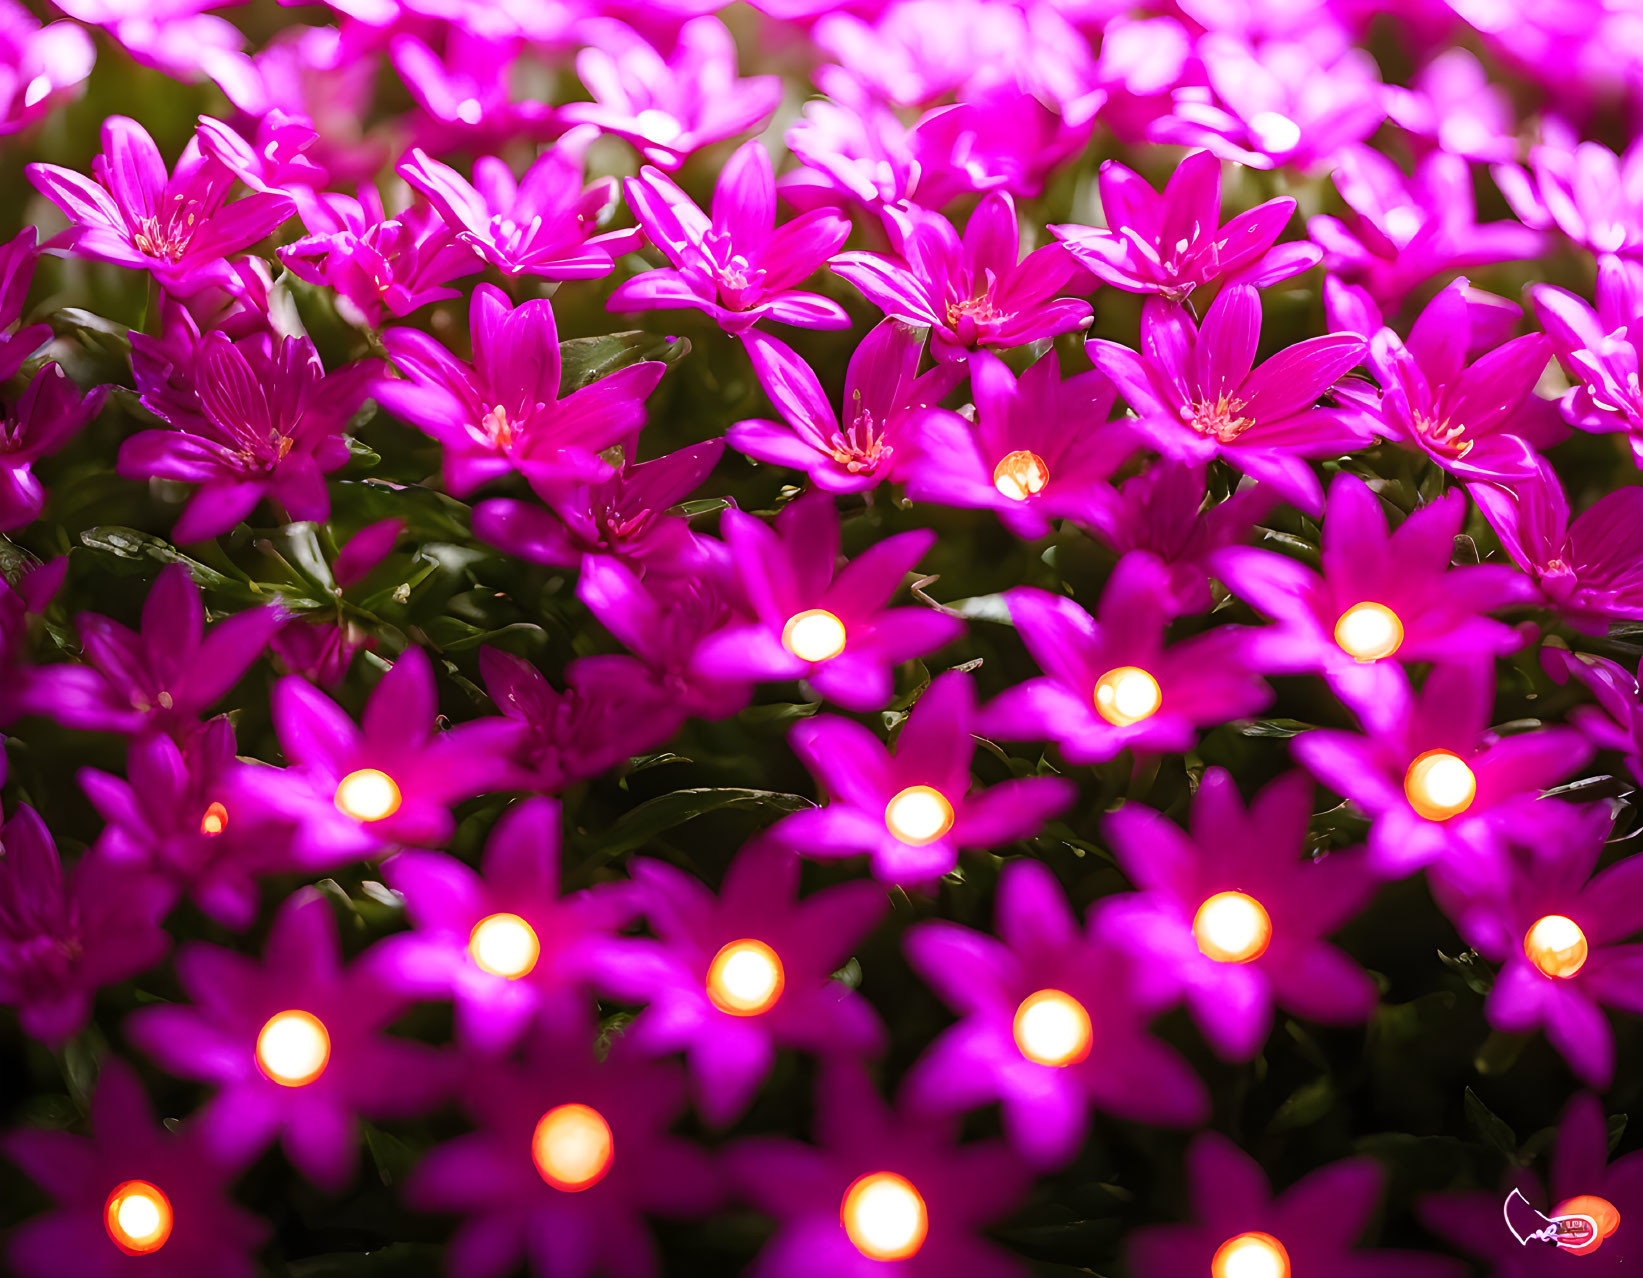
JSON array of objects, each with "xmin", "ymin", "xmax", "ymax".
[
  {"xmin": 947, "ymin": 593, "xmax": 1014, "ymax": 624},
  {"xmin": 1267, "ymin": 1075, "xmax": 1336, "ymax": 1132},
  {"xmin": 1238, "ymin": 718, "xmax": 1314, "ymax": 738},
  {"xmin": 48, "ymin": 307, "xmax": 132, "ymax": 361},
  {"xmin": 287, "ymin": 1245, "xmax": 445, "ymax": 1277},
  {"xmin": 1464, "ymin": 1086, "xmax": 1519, "ymax": 1161},
  {"xmin": 591, "ymin": 787, "xmax": 814, "ymax": 858},
  {"xmin": 362, "ymin": 1123, "xmax": 419, "ymax": 1187},
  {"xmin": 559, "ymin": 331, "xmax": 690, "ymax": 393},
  {"xmin": 78, "ymin": 526, "xmax": 252, "ymax": 596},
  {"xmin": 1437, "ymin": 948, "xmax": 1495, "ymax": 997},
  {"xmin": 1609, "ymin": 1112, "xmax": 1628, "ymax": 1154},
  {"xmin": 1474, "ymin": 1029, "xmax": 1529, "ymax": 1076}
]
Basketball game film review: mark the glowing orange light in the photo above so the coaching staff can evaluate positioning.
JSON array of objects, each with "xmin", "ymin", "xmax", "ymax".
[
  {"xmin": 1333, "ymin": 602, "xmax": 1404, "ymax": 662},
  {"xmin": 1525, "ymin": 914, "xmax": 1589, "ymax": 980},
  {"xmin": 1554, "ymin": 1195, "xmax": 1621, "ymax": 1255},
  {"xmin": 469, "ymin": 913, "xmax": 541, "ymax": 980},
  {"xmin": 255, "ymin": 1010, "xmax": 331, "ymax": 1087},
  {"xmin": 104, "ymin": 1180, "xmax": 173, "ymax": 1256},
  {"xmin": 841, "ymin": 1171, "xmax": 928, "ymax": 1261},
  {"xmin": 1012, "ymin": 989, "xmax": 1093, "ymax": 1067},
  {"xmin": 334, "ymin": 768, "xmax": 401, "ymax": 822},
  {"xmin": 884, "ymin": 785, "xmax": 955, "ymax": 846},
  {"xmin": 532, "ymin": 1103, "xmax": 614, "ymax": 1192},
  {"xmin": 706, "ymin": 939, "xmax": 785, "ymax": 1016},
  {"xmin": 1093, "ymin": 666, "xmax": 1161, "ymax": 727},
  {"xmin": 1211, "ymin": 1231, "xmax": 1291, "ymax": 1278},
  {"xmin": 199, "ymin": 802, "xmax": 228, "ymax": 836},
  {"xmin": 1193, "ymin": 891, "xmax": 1273, "ymax": 964},
  {"xmin": 1403, "ymin": 750, "xmax": 1476, "ymax": 821},
  {"xmin": 781, "ymin": 609, "xmax": 847, "ymax": 662},
  {"xmin": 992, "ymin": 450, "xmax": 1050, "ymax": 501}
]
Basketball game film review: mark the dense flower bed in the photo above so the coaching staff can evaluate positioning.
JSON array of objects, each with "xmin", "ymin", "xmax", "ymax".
[{"xmin": 4, "ymin": 1, "xmax": 1643, "ymax": 1275}]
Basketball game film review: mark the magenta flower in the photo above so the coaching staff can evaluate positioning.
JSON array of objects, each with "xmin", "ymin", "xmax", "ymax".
[
  {"xmin": 231, "ymin": 645, "xmax": 523, "ymax": 866},
  {"xmin": 1083, "ymin": 464, "xmax": 1276, "ymax": 618},
  {"xmin": 1100, "ymin": 769, "xmax": 1378, "ymax": 1062},
  {"xmin": 782, "ymin": 90, "xmax": 918, "ymax": 212},
  {"xmin": 27, "ymin": 115, "xmax": 293, "ymax": 297},
  {"xmin": 1150, "ymin": 35, "xmax": 1385, "ymax": 172},
  {"xmin": 1495, "ymin": 130, "xmax": 1643, "ymax": 258},
  {"xmin": 0, "ymin": 364, "xmax": 108, "ymax": 532},
  {"xmin": 1427, "ymin": 804, "xmax": 1643, "ymax": 1088},
  {"xmin": 771, "ymin": 670, "xmax": 1075, "ymax": 887},
  {"xmin": 1384, "ymin": 48, "xmax": 1518, "ymax": 164},
  {"xmin": 977, "ymin": 554, "xmax": 1271, "ymax": 764},
  {"xmin": 79, "ymin": 717, "xmax": 290, "ymax": 931},
  {"xmin": 577, "ymin": 554, "xmax": 754, "ymax": 727},
  {"xmin": 1292, "ymin": 660, "xmax": 1593, "ymax": 878},
  {"xmin": 120, "ymin": 328, "xmax": 377, "ymax": 542},
  {"xmin": 268, "ymin": 518, "xmax": 401, "ymax": 688},
  {"xmin": 905, "ymin": 351, "xmax": 1137, "ymax": 538},
  {"xmin": 376, "ymin": 283, "xmax": 664, "ymax": 497},
  {"xmin": 0, "ymin": 557, "xmax": 61, "ymax": 739},
  {"xmin": 0, "ymin": 227, "xmax": 53, "ymax": 380},
  {"xmin": 729, "ymin": 321, "xmax": 963, "ymax": 493},
  {"xmin": 0, "ymin": 803, "xmax": 168, "ymax": 1045},
  {"xmin": 832, "ymin": 192, "xmax": 1092, "ymax": 362},
  {"xmin": 1129, "ymin": 1131, "xmax": 1462, "ymax": 1278},
  {"xmin": 611, "ymin": 140, "xmax": 851, "ymax": 334},
  {"xmin": 1308, "ymin": 148, "xmax": 1546, "ymax": 306},
  {"xmin": 278, "ymin": 185, "xmax": 480, "ymax": 329},
  {"xmin": 1050, "ymin": 149, "xmax": 1319, "ymax": 299},
  {"xmin": 1530, "ymin": 259, "xmax": 1643, "ymax": 461},
  {"xmin": 479, "ymin": 647, "xmax": 676, "ymax": 795},
  {"xmin": 691, "ymin": 491, "xmax": 965, "ymax": 713},
  {"xmin": 590, "ymin": 842, "xmax": 886, "ymax": 1125},
  {"xmin": 1543, "ymin": 647, "xmax": 1643, "ymax": 787},
  {"xmin": 903, "ymin": 858, "xmax": 1208, "ymax": 1168},
  {"xmin": 376, "ymin": 797, "xmax": 636, "ymax": 1054},
  {"xmin": 408, "ymin": 1017, "xmax": 719, "ymax": 1278},
  {"xmin": 474, "ymin": 440, "xmax": 724, "ymax": 576},
  {"xmin": 195, "ymin": 109, "xmax": 326, "ymax": 198},
  {"xmin": 902, "ymin": 89, "xmax": 1093, "ymax": 210},
  {"xmin": 560, "ymin": 17, "xmax": 781, "ymax": 169},
  {"xmin": 0, "ymin": 3, "xmax": 95, "ymax": 137},
  {"xmin": 21, "ymin": 565, "xmax": 279, "ymax": 738},
  {"xmin": 1362, "ymin": 277, "xmax": 1556, "ymax": 482},
  {"xmin": 1472, "ymin": 458, "xmax": 1643, "ymax": 632},
  {"xmin": 1214, "ymin": 476, "xmax": 1534, "ymax": 714},
  {"xmin": 397, "ymin": 128, "xmax": 642, "ymax": 281},
  {"xmin": 128, "ymin": 888, "xmax": 448, "ymax": 1190},
  {"xmin": 3, "ymin": 1060, "xmax": 268, "ymax": 1278},
  {"xmin": 1421, "ymin": 1092, "xmax": 1643, "ymax": 1273},
  {"xmin": 388, "ymin": 29, "xmax": 552, "ymax": 154},
  {"xmin": 729, "ymin": 1060, "xmax": 1031, "ymax": 1278},
  {"xmin": 1088, "ymin": 284, "xmax": 1370, "ymax": 513}
]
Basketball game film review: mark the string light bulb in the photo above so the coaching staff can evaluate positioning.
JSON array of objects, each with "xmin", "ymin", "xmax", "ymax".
[
  {"xmin": 992, "ymin": 450, "xmax": 1050, "ymax": 501},
  {"xmin": 469, "ymin": 913, "xmax": 541, "ymax": 980},
  {"xmin": 884, "ymin": 785, "xmax": 955, "ymax": 846},
  {"xmin": 1333, "ymin": 602, "xmax": 1404, "ymax": 662},
  {"xmin": 1553, "ymin": 1195, "xmax": 1621, "ymax": 1256},
  {"xmin": 1524, "ymin": 914, "xmax": 1589, "ymax": 979},
  {"xmin": 199, "ymin": 801, "xmax": 228, "ymax": 836},
  {"xmin": 1012, "ymin": 989, "xmax": 1093, "ymax": 1067},
  {"xmin": 333, "ymin": 768, "xmax": 401, "ymax": 822},
  {"xmin": 532, "ymin": 1103, "xmax": 613, "ymax": 1192},
  {"xmin": 1193, "ymin": 891, "xmax": 1273, "ymax": 964},
  {"xmin": 1093, "ymin": 666, "xmax": 1162, "ymax": 727},
  {"xmin": 105, "ymin": 1180, "xmax": 173, "ymax": 1256},
  {"xmin": 781, "ymin": 609, "xmax": 847, "ymax": 662},
  {"xmin": 1403, "ymin": 750, "xmax": 1476, "ymax": 821},
  {"xmin": 255, "ymin": 1010, "xmax": 331, "ymax": 1087},
  {"xmin": 841, "ymin": 1171, "xmax": 928, "ymax": 1261},
  {"xmin": 1211, "ymin": 1231, "xmax": 1291, "ymax": 1278},
  {"xmin": 706, "ymin": 939, "xmax": 785, "ymax": 1015}
]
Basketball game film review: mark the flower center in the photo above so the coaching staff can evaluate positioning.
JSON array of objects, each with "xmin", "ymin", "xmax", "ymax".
[
  {"xmin": 781, "ymin": 609, "xmax": 847, "ymax": 662},
  {"xmin": 334, "ymin": 768, "xmax": 402, "ymax": 822},
  {"xmin": 1403, "ymin": 750, "xmax": 1476, "ymax": 821},
  {"xmin": 1416, "ymin": 416, "xmax": 1475, "ymax": 459},
  {"xmin": 1212, "ymin": 1231, "xmax": 1290, "ymax": 1278},
  {"xmin": 105, "ymin": 1180, "xmax": 173, "ymax": 1256},
  {"xmin": 884, "ymin": 785, "xmax": 955, "ymax": 846},
  {"xmin": 1185, "ymin": 395, "xmax": 1254, "ymax": 443},
  {"xmin": 1334, "ymin": 602, "xmax": 1404, "ymax": 662},
  {"xmin": 706, "ymin": 939, "xmax": 785, "ymax": 1015},
  {"xmin": 469, "ymin": 913, "xmax": 541, "ymax": 980},
  {"xmin": 130, "ymin": 213, "xmax": 195, "ymax": 262},
  {"xmin": 827, "ymin": 403, "xmax": 890, "ymax": 473},
  {"xmin": 1193, "ymin": 891, "xmax": 1273, "ymax": 963},
  {"xmin": 532, "ymin": 1103, "xmax": 614, "ymax": 1192},
  {"xmin": 841, "ymin": 1172, "xmax": 928, "ymax": 1261},
  {"xmin": 1012, "ymin": 989, "xmax": 1093, "ymax": 1066},
  {"xmin": 1094, "ymin": 666, "xmax": 1161, "ymax": 726},
  {"xmin": 256, "ymin": 1010, "xmax": 331, "ymax": 1087},
  {"xmin": 1525, "ymin": 914, "xmax": 1588, "ymax": 979},
  {"xmin": 199, "ymin": 801, "xmax": 229, "ymax": 836},
  {"xmin": 993, "ymin": 450, "xmax": 1050, "ymax": 500},
  {"xmin": 480, "ymin": 404, "xmax": 515, "ymax": 449}
]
